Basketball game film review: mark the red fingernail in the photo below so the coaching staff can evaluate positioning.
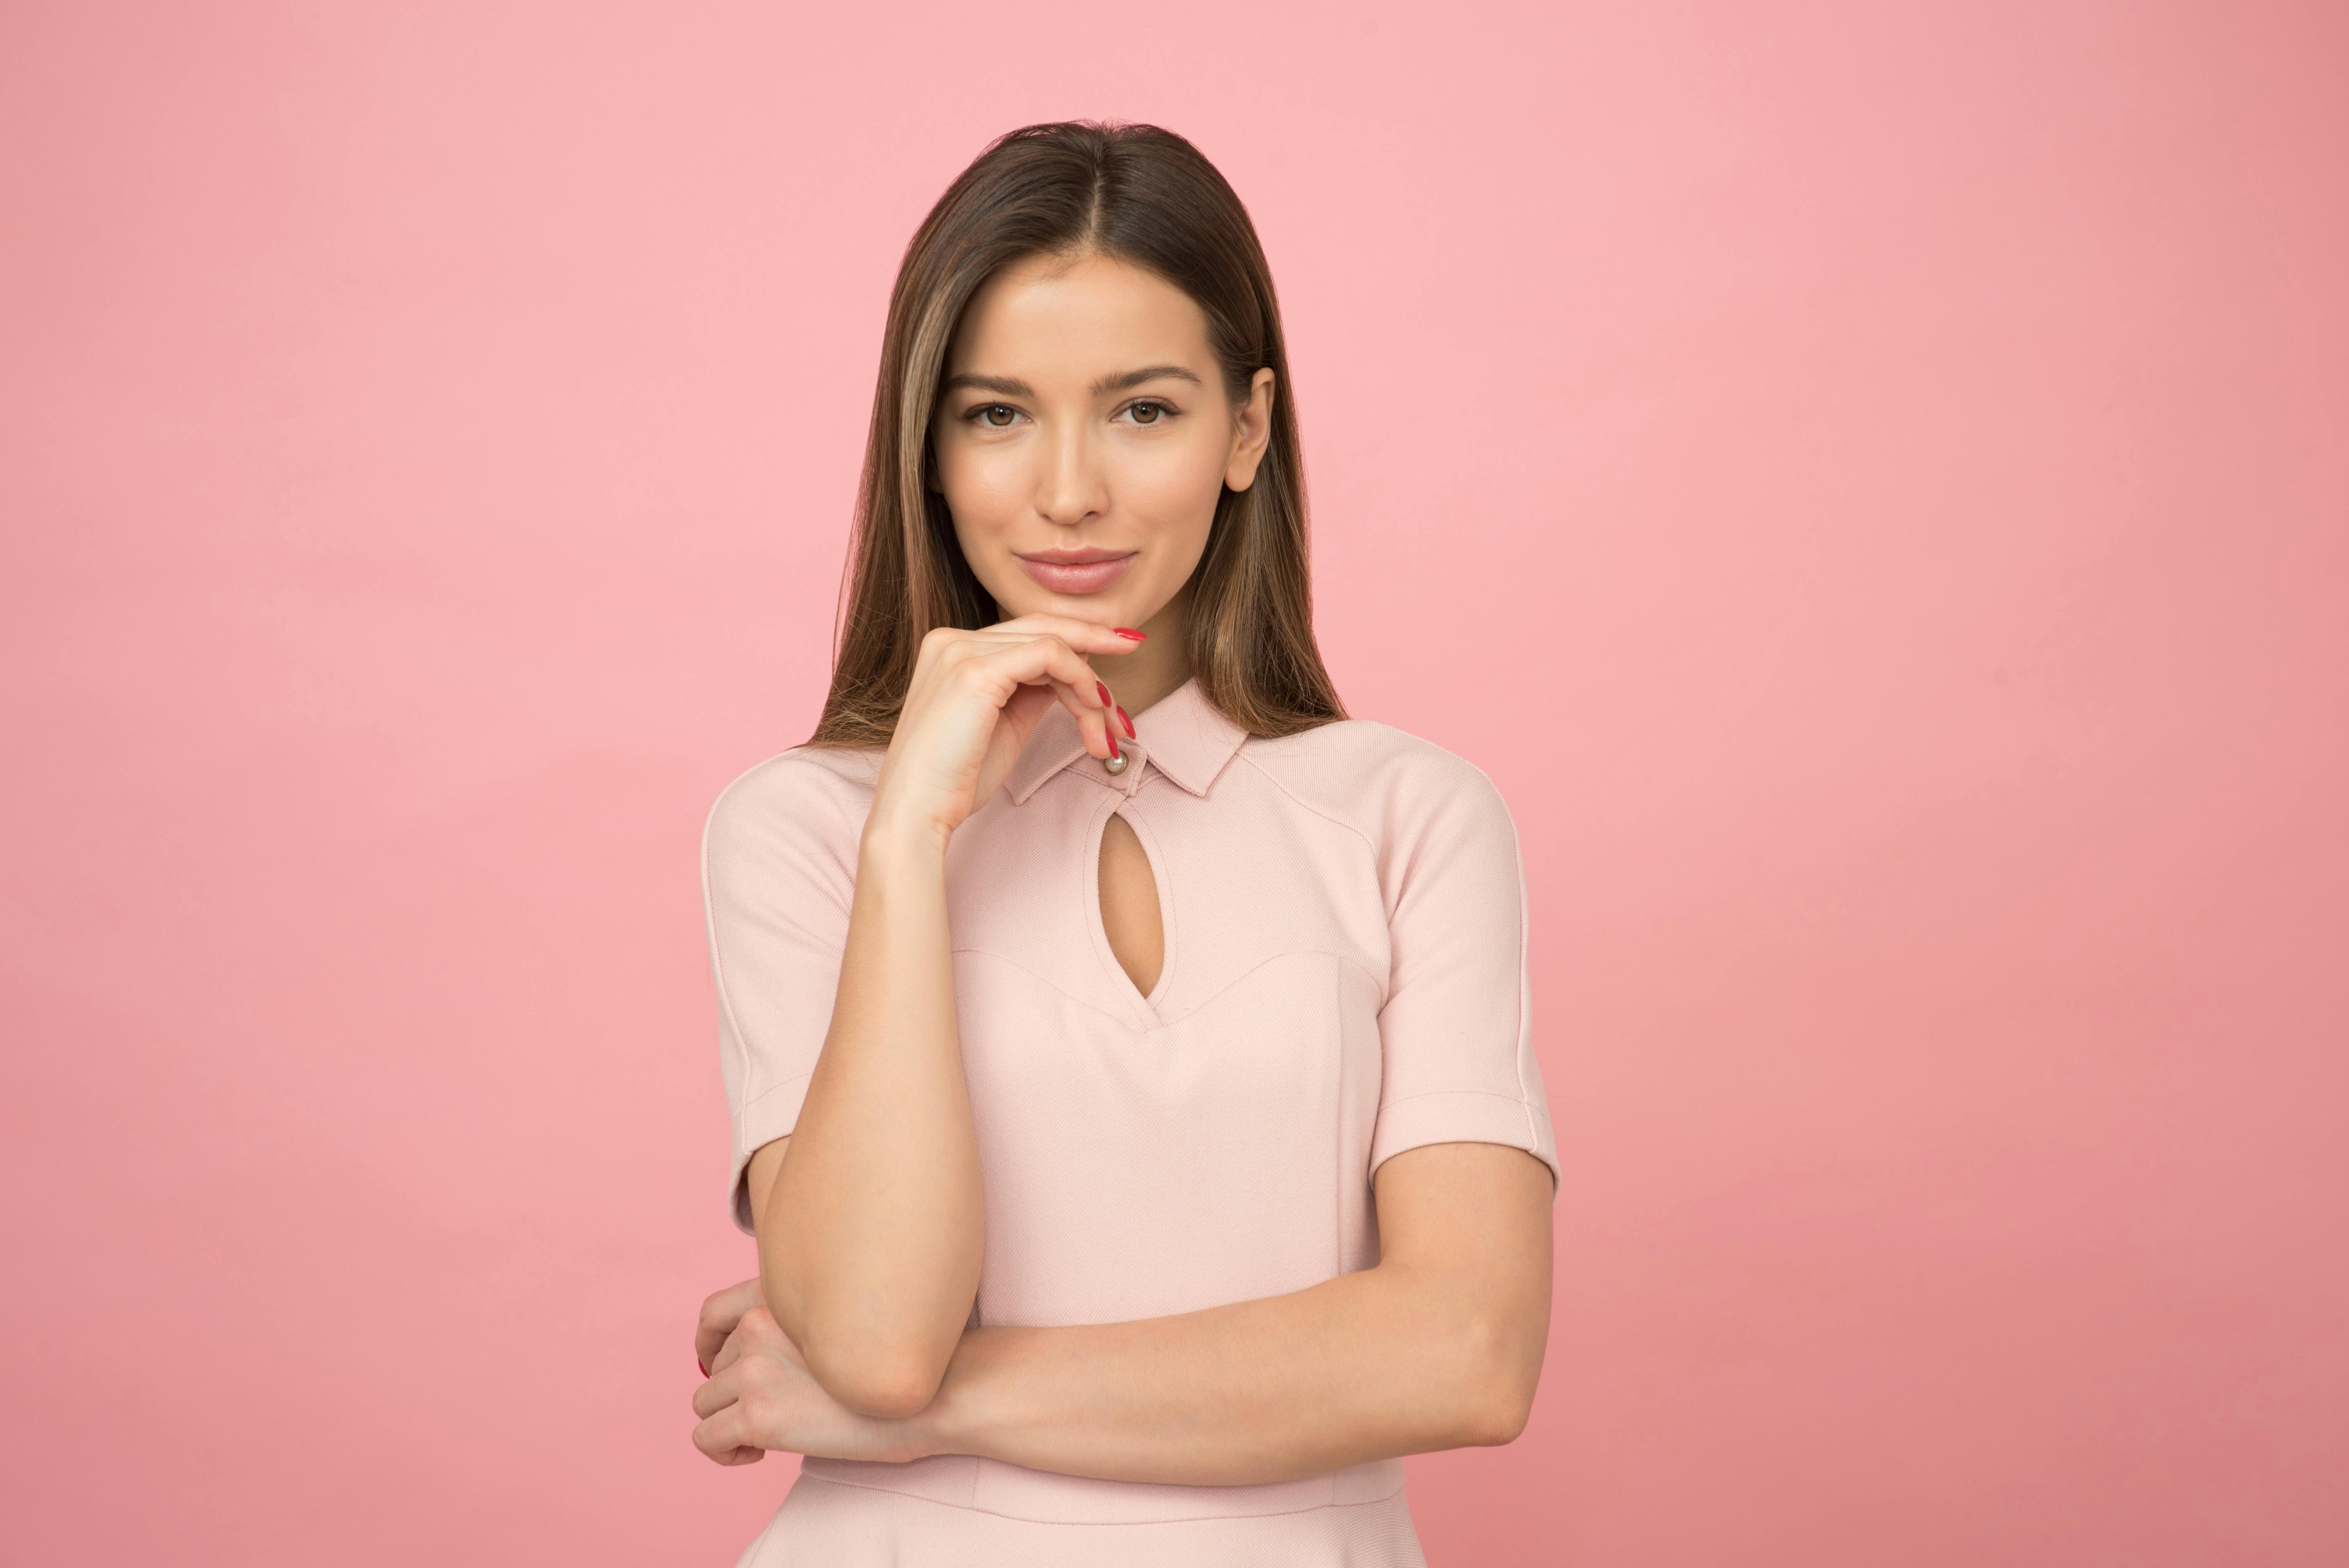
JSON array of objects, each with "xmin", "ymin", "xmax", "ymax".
[
  {"xmin": 1113, "ymin": 627, "xmax": 1146, "ymax": 639},
  {"xmin": 1096, "ymin": 680, "xmax": 1111, "ymax": 707},
  {"xmin": 697, "ymin": 1357, "xmax": 708, "ymax": 1377},
  {"xmin": 1107, "ymin": 732, "xmax": 1121, "ymax": 762},
  {"xmin": 1117, "ymin": 704, "xmax": 1134, "ymax": 738}
]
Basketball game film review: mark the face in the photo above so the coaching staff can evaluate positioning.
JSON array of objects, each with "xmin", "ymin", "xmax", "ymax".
[{"xmin": 931, "ymin": 250, "xmax": 1276, "ymax": 635}]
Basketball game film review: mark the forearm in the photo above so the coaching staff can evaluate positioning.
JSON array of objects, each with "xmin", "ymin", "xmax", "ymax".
[
  {"xmin": 762, "ymin": 820, "xmax": 983, "ymax": 1416},
  {"xmin": 909, "ymin": 1259, "xmax": 1533, "ymax": 1487}
]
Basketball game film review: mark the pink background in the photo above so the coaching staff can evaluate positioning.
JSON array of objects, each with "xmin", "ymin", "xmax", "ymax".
[{"xmin": 4, "ymin": 2, "xmax": 2344, "ymax": 1562}]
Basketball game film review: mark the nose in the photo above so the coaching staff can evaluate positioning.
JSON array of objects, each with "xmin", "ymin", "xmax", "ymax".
[{"xmin": 1035, "ymin": 419, "xmax": 1107, "ymax": 528}]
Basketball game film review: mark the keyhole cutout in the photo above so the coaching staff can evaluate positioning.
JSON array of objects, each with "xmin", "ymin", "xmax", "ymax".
[{"xmin": 1098, "ymin": 811, "xmax": 1164, "ymax": 1000}]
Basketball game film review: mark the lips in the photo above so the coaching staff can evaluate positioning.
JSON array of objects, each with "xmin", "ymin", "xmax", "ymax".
[{"xmin": 1016, "ymin": 549, "xmax": 1136, "ymax": 595}]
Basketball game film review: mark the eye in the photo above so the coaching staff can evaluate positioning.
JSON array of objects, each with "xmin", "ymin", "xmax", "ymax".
[
  {"xmin": 975, "ymin": 403, "xmax": 1019, "ymax": 428},
  {"xmin": 1124, "ymin": 401, "xmax": 1171, "ymax": 425}
]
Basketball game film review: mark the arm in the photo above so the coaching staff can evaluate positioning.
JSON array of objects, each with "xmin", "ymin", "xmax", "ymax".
[
  {"xmin": 922, "ymin": 1139, "xmax": 1555, "ymax": 1483},
  {"xmin": 695, "ymin": 1139, "xmax": 1555, "ymax": 1483},
  {"xmin": 751, "ymin": 616, "xmax": 1133, "ymax": 1418},
  {"xmin": 756, "ymin": 815, "xmax": 978, "ymax": 1420}
]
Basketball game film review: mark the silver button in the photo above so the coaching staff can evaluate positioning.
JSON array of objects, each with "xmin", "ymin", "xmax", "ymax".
[{"xmin": 1103, "ymin": 750, "xmax": 1129, "ymax": 775}]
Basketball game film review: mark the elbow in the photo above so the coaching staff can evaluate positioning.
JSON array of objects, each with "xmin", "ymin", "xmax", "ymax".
[
  {"xmin": 1461, "ymin": 1376, "xmax": 1537, "ymax": 1448},
  {"xmin": 758, "ymin": 1274, "xmax": 953, "ymax": 1420},
  {"xmin": 1449, "ymin": 1317, "xmax": 1543, "ymax": 1449},
  {"xmin": 803, "ymin": 1338, "xmax": 949, "ymax": 1421},
  {"xmin": 828, "ymin": 1362, "xmax": 945, "ymax": 1422}
]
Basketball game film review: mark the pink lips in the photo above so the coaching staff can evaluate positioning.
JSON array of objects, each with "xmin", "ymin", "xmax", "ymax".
[{"xmin": 1016, "ymin": 549, "xmax": 1135, "ymax": 595}]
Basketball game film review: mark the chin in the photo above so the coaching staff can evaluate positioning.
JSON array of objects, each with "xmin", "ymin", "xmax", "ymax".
[{"xmin": 1005, "ymin": 586, "xmax": 1135, "ymax": 619}]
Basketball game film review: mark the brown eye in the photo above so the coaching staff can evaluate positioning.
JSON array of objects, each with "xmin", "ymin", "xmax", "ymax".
[
  {"xmin": 1130, "ymin": 402, "xmax": 1164, "ymax": 424},
  {"xmin": 982, "ymin": 404, "xmax": 1016, "ymax": 427}
]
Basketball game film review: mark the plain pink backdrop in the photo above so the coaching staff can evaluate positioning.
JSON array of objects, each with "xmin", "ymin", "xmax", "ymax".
[{"xmin": 4, "ymin": 1, "xmax": 2344, "ymax": 1562}]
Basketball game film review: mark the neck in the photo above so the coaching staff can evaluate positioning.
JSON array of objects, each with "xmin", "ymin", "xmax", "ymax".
[{"xmin": 1107, "ymin": 579, "xmax": 1195, "ymax": 717}]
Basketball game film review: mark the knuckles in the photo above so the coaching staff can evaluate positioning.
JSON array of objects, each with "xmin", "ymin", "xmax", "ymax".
[
  {"xmin": 698, "ymin": 1278, "xmax": 759, "ymax": 1333},
  {"xmin": 923, "ymin": 627, "xmax": 973, "ymax": 666},
  {"xmin": 915, "ymin": 623, "xmax": 1098, "ymax": 699}
]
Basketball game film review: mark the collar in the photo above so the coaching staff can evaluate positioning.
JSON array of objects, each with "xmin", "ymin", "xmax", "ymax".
[{"xmin": 1004, "ymin": 673, "xmax": 1250, "ymax": 804}]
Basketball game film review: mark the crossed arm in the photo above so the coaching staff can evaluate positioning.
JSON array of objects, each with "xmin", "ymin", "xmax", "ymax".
[
  {"xmin": 692, "ymin": 1129, "xmax": 1555, "ymax": 1483},
  {"xmin": 692, "ymin": 676, "xmax": 1556, "ymax": 1481}
]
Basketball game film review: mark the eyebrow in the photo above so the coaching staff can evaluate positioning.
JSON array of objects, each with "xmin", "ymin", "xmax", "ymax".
[
  {"xmin": 940, "ymin": 365, "xmax": 1205, "ymax": 399},
  {"xmin": 940, "ymin": 373, "xmax": 1034, "ymax": 397},
  {"xmin": 1091, "ymin": 364, "xmax": 1203, "ymax": 396}
]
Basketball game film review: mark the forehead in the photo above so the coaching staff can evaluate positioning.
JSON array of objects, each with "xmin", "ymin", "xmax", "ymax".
[{"xmin": 948, "ymin": 252, "xmax": 1214, "ymax": 374}]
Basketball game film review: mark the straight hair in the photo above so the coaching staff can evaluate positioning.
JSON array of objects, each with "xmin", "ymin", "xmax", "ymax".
[{"xmin": 807, "ymin": 119, "xmax": 1345, "ymax": 747}]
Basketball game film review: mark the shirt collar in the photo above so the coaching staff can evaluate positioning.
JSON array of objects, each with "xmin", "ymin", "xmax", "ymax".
[{"xmin": 1005, "ymin": 672, "xmax": 1249, "ymax": 804}]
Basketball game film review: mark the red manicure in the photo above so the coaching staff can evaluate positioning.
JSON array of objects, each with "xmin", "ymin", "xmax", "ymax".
[
  {"xmin": 1112, "ymin": 627, "xmax": 1146, "ymax": 639},
  {"xmin": 1116, "ymin": 704, "xmax": 1134, "ymax": 738},
  {"xmin": 1107, "ymin": 732, "xmax": 1121, "ymax": 762},
  {"xmin": 697, "ymin": 1357, "xmax": 708, "ymax": 1377},
  {"xmin": 1096, "ymin": 680, "xmax": 1112, "ymax": 707}
]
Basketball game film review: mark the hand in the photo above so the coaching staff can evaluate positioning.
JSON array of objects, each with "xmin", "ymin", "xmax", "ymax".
[
  {"xmin": 693, "ymin": 1277, "xmax": 762, "ymax": 1383},
  {"xmin": 871, "ymin": 613, "xmax": 1141, "ymax": 844},
  {"xmin": 691, "ymin": 1302, "xmax": 932, "ymax": 1466}
]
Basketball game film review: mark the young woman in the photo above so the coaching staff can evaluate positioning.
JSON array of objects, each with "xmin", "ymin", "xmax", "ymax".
[{"xmin": 686, "ymin": 121, "xmax": 1558, "ymax": 1566}]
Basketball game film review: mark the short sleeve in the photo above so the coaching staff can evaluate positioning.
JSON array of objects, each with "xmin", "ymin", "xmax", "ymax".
[
  {"xmin": 1367, "ymin": 757, "xmax": 1559, "ymax": 1194},
  {"xmin": 702, "ymin": 751, "xmax": 865, "ymax": 1233}
]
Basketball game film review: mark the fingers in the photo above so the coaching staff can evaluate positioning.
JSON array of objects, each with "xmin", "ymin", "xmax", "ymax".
[
  {"xmin": 912, "ymin": 628, "xmax": 1115, "ymax": 762},
  {"xmin": 888, "ymin": 618, "xmax": 1148, "ymax": 828},
  {"xmin": 923, "ymin": 615, "xmax": 1145, "ymax": 736},
  {"xmin": 689, "ymin": 1335, "xmax": 776, "ymax": 1465},
  {"xmin": 689, "ymin": 1310, "xmax": 846, "ymax": 1466},
  {"xmin": 695, "ymin": 1278, "xmax": 763, "ymax": 1375},
  {"xmin": 710, "ymin": 1304, "xmax": 785, "ymax": 1377},
  {"xmin": 695, "ymin": 1313, "xmax": 782, "ymax": 1426},
  {"xmin": 692, "ymin": 1398, "xmax": 768, "ymax": 1465},
  {"xmin": 914, "ymin": 617, "xmax": 1141, "ymax": 675},
  {"xmin": 986, "ymin": 612, "xmax": 1148, "ymax": 657},
  {"xmin": 966, "ymin": 634, "xmax": 1118, "ymax": 761},
  {"xmin": 692, "ymin": 1361, "xmax": 738, "ymax": 1422},
  {"xmin": 981, "ymin": 615, "xmax": 1148, "ymax": 707}
]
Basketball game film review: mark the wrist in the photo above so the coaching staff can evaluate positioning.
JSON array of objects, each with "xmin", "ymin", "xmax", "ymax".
[
  {"xmin": 900, "ymin": 1328, "xmax": 1000, "ymax": 1462},
  {"xmin": 860, "ymin": 811, "xmax": 952, "ymax": 868},
  {"xmin": 857, "ymin": 1408, "xmax": 943, "ymax": 1465}
]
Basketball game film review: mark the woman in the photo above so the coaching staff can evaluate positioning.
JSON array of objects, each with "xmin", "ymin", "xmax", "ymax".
[{"xmin": 687, "ymin": 120, "xmax": 1559, "ymax": 1566}]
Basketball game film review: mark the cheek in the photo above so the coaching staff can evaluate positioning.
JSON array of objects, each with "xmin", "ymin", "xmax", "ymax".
[
  {"xmin": 1113, "ymin": 429, "xmax": 1230, "ymax": 535},
  {"xmin": 936, "ymin": 440, "xmax": 1029, "ymax": 537}
]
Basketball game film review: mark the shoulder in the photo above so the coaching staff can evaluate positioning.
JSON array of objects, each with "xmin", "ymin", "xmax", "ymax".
[
  {"xmin": 702, "ymin": 744, "xmax": 882, "ymax": 882},
  {"xmin": 1237, "ymin": 716, "xmax": 1515, "ymax": 846}
]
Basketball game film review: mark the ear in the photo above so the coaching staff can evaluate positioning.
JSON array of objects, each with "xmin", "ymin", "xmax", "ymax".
[{"xmin": 1222, "ymin": 368, "xmax": 1278, "ymax": 492}]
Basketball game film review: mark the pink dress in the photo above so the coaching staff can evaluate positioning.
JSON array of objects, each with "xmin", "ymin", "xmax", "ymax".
[{"xmin": 702, "ymin": 673, "xmax": 1559, "ymax": 1566}]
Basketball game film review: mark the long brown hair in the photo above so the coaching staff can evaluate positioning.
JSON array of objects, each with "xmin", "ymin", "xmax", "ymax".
[{"xmin": 807, "ymin": 119, "xmax": 1345, "ymax": 747}]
